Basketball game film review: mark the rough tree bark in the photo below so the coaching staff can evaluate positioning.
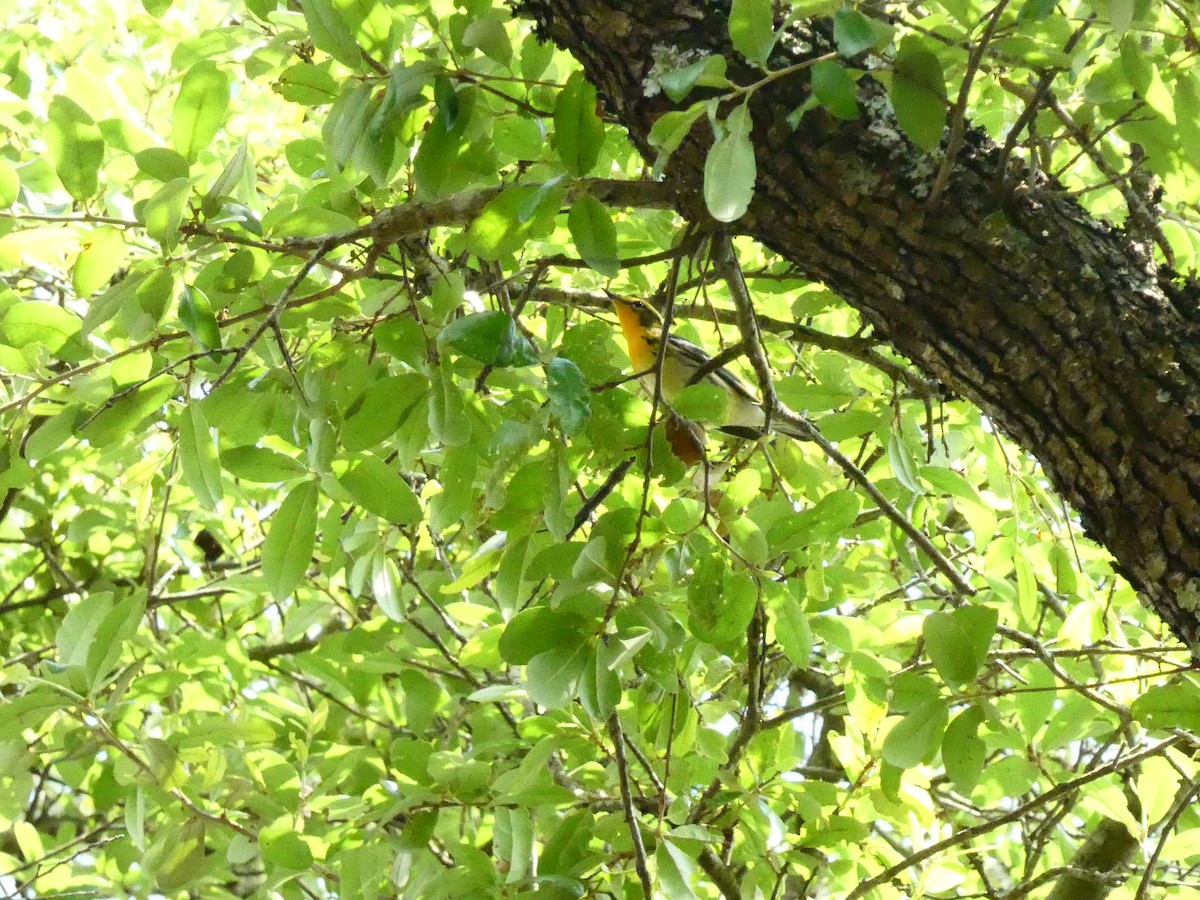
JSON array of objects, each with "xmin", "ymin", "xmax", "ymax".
[{"xmin": 513, "ymin": 0, "xmax": 1200, "ymax": 647}]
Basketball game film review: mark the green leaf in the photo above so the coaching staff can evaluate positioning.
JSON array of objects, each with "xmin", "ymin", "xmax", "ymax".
[
  {"xmin": 704, "ymin": 102, "xmax": 756, "ymax": 223},
  {"xmin": 150, "ymin": 820, "xmax": 206, "ymax": 891},
  {"xmin": 526, "ymin": 643, "xmax": 589, "ymax": 709},
  {"xmin": 1017, "ymin": 0, "xmax": 1057, "ymax": 22},
  {"xmin": 261, "ymin": 829, "xmax": 314, "ymax": 870},
  {"xmin": 222, "ymin": 446, "xmax": 307, "ymax": 483},
  {"xmin": 578, "ymin": 643, "xmax": 621, "ymax": 720},
  {"xmin": 142, "ymin": 177, "xmax": 192, "ymax": 251},
  {"xmin": 1014, "ymin": 554, "xmax": 1038, "ymax": 623},
  {"xmin": 135, "ymin": 147, "xmax": 191, "ymax": 182},
  {"xmin": 943, "ymin": 706, "xmax": 986, "ymax": 794},
  {"xmin": 656, "ymin": 840, "xmax": 700, "ymax": 899},
  {"xmin": 922, "ymin": 605, "xmax": 998, "ymax": 687},
  {"xmin": 811, "ymin": 60, "xmax": 860, "ymax": 120},
  {"xmin": 674, "ymin": 382, "xmax": 728, "ymax": 425},
  {"xmin": 338, "ymin": 455, "xmax": 422, "ymax": 525},
  {"xmin": 1048, "ymin": 542, "xmax": 1078, "ymax": 595},
  {"xmin": 439, "ymin": 311, "xmax": 539, "ymax": 367},
  {"xmin": 689, "ymin": 560, "xmax": 757, "ymax": 648},
  {"xmin": 567, "ymin": 194, "xmax": 620, "ymax": 277},
  {"xmin": 275, "ymin": 62, "xmax": 340, "ymax": 106},
  {"xmin": 178, "ymin": 285, "xmax": 221, "ymax": 351},
  {"xmin": 729, "ymin": 0, "xmax": 776, "ymax": 67},
  {"xmin": 656, "ymin": 57, "xmax": 731, "ymax": 103},
  {"xmin": 882, "ymin": 698, "xmax": 949, "ymax": 769},
  {"xmin": 417, "ymin": 74, "xmax": 450, "ymax": 136},
  {"xmin": 429, "ymin": 444, "xmax": 478, "ymax": 533},
  {"xmin": 887, "ymin": 431, "xmax": 923, "ymax": 493},
  {"xmin": 1132, "ymin": 682, "xmax": 1200, "ymax": 732},
  {"xmin": 57, "ymin": 591, "xmax": 116, "ymax": 670},
  {"xmin": 428, "ymin": 365, "xmax": 471, "ymax": 447},
  {"xmin": 0, "ymin": 301, "xmax": 83, "ymax": 354},
  {"xmin": 499, "ymin": 606, "xmax": 590, "ymax": 665},
  {"xmin": 172, "ymin": 62, "xmax": 231, "ymax": 162},
  {"xmin": 178, "ymin": 402, "xmax": 223, "ymax": 510},
  {"xmin": 891, "ymin": 41, "xmax": 948, "ymax": 152},
  {"xmin": 342, "ymin": 374, "xmax": 424, "ymax": 451},
  {"xmin": 554, "ymin": 72, "xmax": 604, "ymax": 176},
  {"xmin": 0, "ymin": 158, "xmax": 19, "ymax": 207},
  {"xmin": 833, "ymin": 8, "xmax": 879, "ymax": 57},
  {"xmin": 86, "ymin": 593, "xmax": 145, "ymax": 694},
  {"xmin": 464, "ymin": 185, "xmax": 561, "ymax": 260},
  {"xmin": 463, "ymin": 16, "xmax": 513, "ymax": 66},
  {"xmin": 1175, "ymin": 74, "xmax": 1200, "ymax": 168},
  {"xmin": 262, "ymin": 480, "xmax": 319, "ymax": 602},
  {"xmin": 648, "ymin": 102, "xmax": 708, "ymax": 175},
  {"xmin": 546, "ymin": 357, "xmax": 590, "ymax": 435},
  {"xmin": 770, "ymin": 590, "xmax": 813, "ymax": 666},
  {"xmin": 370, "ymin": 552, "xmax": 403, "ymax": 620},
  {"xmin": 202, "ymin": 140, "xmax": 252, "ymax": 216},
  {"xmin": 81, "ymin": 374, "xmax": 177, "ymax": 448},
  {"xmin": 299, "ymin": 0, "xmax": 362, "ymax": 68},
  {"xmin": 73, "ymin": 227, "xmax": 129, "ymax": 298},
  {"xmin": 1110, "ymin": 0, "xmax": 1135, "ymax": 35},
  {"xmin": 46, "ymin": 95, "xmax": 104, "ymax": 201}
]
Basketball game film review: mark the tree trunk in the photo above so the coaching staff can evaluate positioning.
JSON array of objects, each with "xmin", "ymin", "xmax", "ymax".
[{"xmin": 514, "ymin": 0, "xmax": 1200, "ymax": 646}]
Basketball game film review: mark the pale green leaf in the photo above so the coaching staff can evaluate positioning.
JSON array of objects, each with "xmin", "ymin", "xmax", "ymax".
[
  {"xmin": 172, "ymin": 62, "xmax": 231, "ymax": 162},
  {"xmin": 704, "ymin": 103, "xmax": 756, "ymax": 222}
]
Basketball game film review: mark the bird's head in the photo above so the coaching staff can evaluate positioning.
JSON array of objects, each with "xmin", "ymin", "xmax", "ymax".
[{"xmin": 606, "ymin": 292, "xmax": 663, "ymax": 330}]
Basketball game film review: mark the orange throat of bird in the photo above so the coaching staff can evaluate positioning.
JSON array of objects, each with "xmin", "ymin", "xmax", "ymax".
[{"xmin": 615, "ymin": 302, "xmax": 655, "ymax": 372}]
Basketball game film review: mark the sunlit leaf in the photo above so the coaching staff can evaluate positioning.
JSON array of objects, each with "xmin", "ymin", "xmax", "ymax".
[
  {"xmin": 705, "ymin": 102, "xmax": 756, "ymax": 222},
  {"xmin": 46, "ymin": 95, "xmax": 104, "ymax": 200},
  {"xmin": 172, "ymin": 61, "xmax": 231, "ymax": 162}
]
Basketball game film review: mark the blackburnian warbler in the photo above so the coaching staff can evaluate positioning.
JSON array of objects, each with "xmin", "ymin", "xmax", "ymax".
[{"xmin": 610, "ymin": 296, "xmax": 808, "ymax": 442}]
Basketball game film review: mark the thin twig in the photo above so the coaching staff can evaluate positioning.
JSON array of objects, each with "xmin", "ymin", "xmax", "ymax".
[
  {"xmin": 995, "ymin": 14, "xmax": 1095, "ymax": 189},
  {"xmin": 211, "ymin": 242, "xmax": 336, "ymax": 391},
  {"xmin": 846, "ymin": 737, "xmax": 1182, "ymax": 899},
  {"xmin": 1134, "ymin": 777, "xmax": 1200, "ymax": 900},
  {"xmin": 608, "ymin": 712, "xmax": 654, "ymax": 899},
  {"xmin": 927, "ymin": 0, "xmax": 1012, "ymax": 206},
  {"xmin": 711, "ymin": 234, "xmax": 975, "ymax": 596}
]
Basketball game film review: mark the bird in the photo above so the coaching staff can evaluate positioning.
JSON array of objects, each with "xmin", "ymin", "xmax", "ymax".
[{"xmin": 609, "ymin": 295, "xmax": 810, "ymax": 444}]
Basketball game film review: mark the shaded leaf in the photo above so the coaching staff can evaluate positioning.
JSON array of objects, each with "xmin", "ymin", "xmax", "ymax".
[
  {"xmin": 338, "ymin": 455, "xmax": 422, "ymax": 525},
  {"xmin": 811, "ymin": 60, "xmax": 860, "ymax": 120},
  {"xmin": 922, "ymin": 605, "xmax": 998, "ymax": 687},
  {"xmin": 439, "ymin": 311, "xmax": 539, "ymax": 367},
  {"xmin": 882, "ymin": 698, "xmax": 949, "ymax": 769},
  {"xmin": 567, "ymin": 194, "xmax": 619, "ymax": 277},
  {"xmin": 546, "ymin": 357, "xmax": 590, "ymax": 435},
  {"xmin": 262, "ymin": 480, "xmax": 319, "ymax": 602},
  {"xmin": 891, "ymin": 41, "xmax": 948, "ymax": 151},
  {"xmin": 178, "ymin": 402, "xmax": 223, "ymax": 510},
  {"xmin": 729, "ymin": 0, "xmax": 776, "ymax": 66},
  {"xmin": 554, "ymin": 72, "xmax": 604, "ymax": 176}
]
